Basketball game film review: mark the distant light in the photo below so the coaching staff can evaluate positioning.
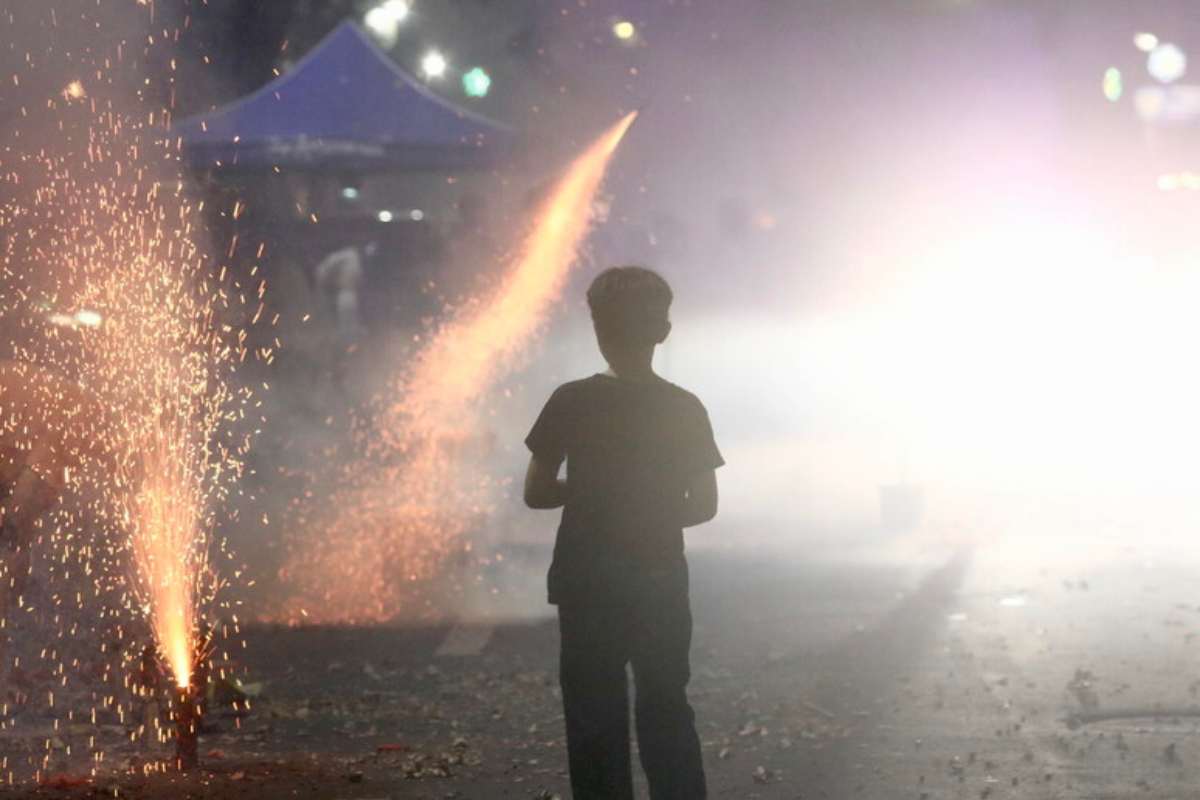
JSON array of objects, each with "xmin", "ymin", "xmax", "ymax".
[
  {"xmin": 410, "ymin": 209, "xmax": 425, "ymax": 221},
  {"xmin": 1102, "ymin": 67, "xmax": 1123, "ymax": 102},
  {"xmin": 74, "ymin": 309, "xmax": 103, "ymax": 328},
  {"xmin": 1157, "ymin": 171, "xmax": 1200, "ymax": 191},
  {"xmin": 378, "ymin": 210, "xmax": 394, "ymax": 222},
  {"xmin": 364, "ymin": 0, "xmax": 409, "ymax": 46},
  {"xmin": 1148, "ymin": 43, "xmax": 1187, "ymax": 84},
  {"xmin": 364, "ymin": 8, "xmax": 389, "ymax": 36},
  {"xmin": 612, "ymin": 20, "xmax": 636, "ymax": 41},
  {"xmin": 341, "ymin": 186, "xmax": 360, "ymax": 200},
  {"xmin": 382, "ymin": 0, "xmax": 409, "ymax": 20},
  {"xmin": 752, "ymin": 210, "xmax": 778, "ymax": 231},
  {"xmin": 421, "ymin": 50, "xmax": 448, "ymax": 79},
  {"xmin": 48, "ymin": 309, "xmax": 103, "ymax": 329},
  {"xmin": 62, "ymin": 80, "xmax": 86, "ymax": 100},
  {"xmin": 462, "ymin": 66, "xmax": 492, "ymax": 98},
  {"xmin": 1134, "ymin": 84, "xmax": 1200, "ymax": 123},
  {"xmin": 1134, "ymin": 86, "xmax": 1166, "ymax": 120},
  {"xmin": 1134, "ymin": 32, "xmax": 1159, "ymax": 53}
]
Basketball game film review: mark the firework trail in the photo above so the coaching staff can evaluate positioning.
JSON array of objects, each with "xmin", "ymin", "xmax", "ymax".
[{"xmin": 279, "ymin": 113, "xmax": 638, "ymax": 623}]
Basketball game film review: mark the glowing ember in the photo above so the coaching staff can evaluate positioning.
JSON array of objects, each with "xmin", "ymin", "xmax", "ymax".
[{"xmin": 280, "ymin": 113, "xmax": 638, "ymax": 623}]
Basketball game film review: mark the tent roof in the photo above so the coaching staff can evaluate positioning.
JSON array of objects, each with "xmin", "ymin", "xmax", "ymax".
[{"xmin": 176, "ymin": 21, "xmax": 515, "ymax": 171}]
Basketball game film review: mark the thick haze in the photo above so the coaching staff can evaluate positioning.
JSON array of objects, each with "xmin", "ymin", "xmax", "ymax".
[
  {"xmin": 6, "ymin": 1, "xmax": 1200, "ymax": 622},
  {"xmin": 501, "ymin": 2, "xmax": 1200, "ymax": 565}
]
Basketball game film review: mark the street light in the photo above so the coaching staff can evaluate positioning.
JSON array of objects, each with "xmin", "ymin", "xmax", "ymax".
[
  {"xmin": 1134, "ymin": 32, "xmax": 1159, "ymax": 53},
  {"xmin": 421, "ymin": 49, "xmax": 448, "ymax": 79},
  {"xmin": 364, "ymin": 0, "xmax": 410, "ymax": 47},
  {"xmin": 1148, "ymin": 43, "xmax": 1187, "ymax": 84},
  {"xmin": 612, "ymin": 20, "xmax": 636, "ymax": 41}
]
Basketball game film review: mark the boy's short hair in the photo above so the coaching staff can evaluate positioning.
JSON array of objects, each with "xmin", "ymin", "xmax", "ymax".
[{"xmin": 586, "ymin": 266, "xmax": 673, "ymax": 346}]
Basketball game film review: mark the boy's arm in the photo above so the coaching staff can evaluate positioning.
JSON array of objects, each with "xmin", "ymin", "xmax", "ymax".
[
  {"xmin": 523, "ymin": 453, "xmax": 566, "ymax": 509},
  {"xmin": 681, "ymin": 468, "xmax": 718, "ymax": 527}
]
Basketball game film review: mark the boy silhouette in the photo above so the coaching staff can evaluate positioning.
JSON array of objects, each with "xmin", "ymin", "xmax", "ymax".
[{"xmin": 524, "ymin": 266, "xmax": 722, "ymax": 799}]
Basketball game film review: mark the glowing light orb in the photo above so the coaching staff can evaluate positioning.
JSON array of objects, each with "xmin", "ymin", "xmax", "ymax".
[
  {"xmin": 613, "ymin": 20, "xmax": 636, "ymax": 41},
  {"xmin": 378, "ymin": 209, "xmax": 394, "ymax": 222},
  {"xmin": 62, "ymin": 80, "xmax": 86, "ymax": 100},
  {"xmin": 421, "ymin": 50, "xmax": 448, "ymax": 79},
  {"xmin": 364, "ymin": 0, "xmax": 410, "ymax": 45},
  {"xmin": 342, "ymin": 186, "xmax": 360, "ymax": 200},
  {"xmin": 1148, "ymin": 43, "xmax": 1187, "ymax": 84},
  {"xmin": 462, "ymin": 66, "xmax": 491, "ymax": 98},
  {"xmin": 1102, "ymin": 67, "xmax": 1123, "ymax": 102},
  {"xmin": 1134, "ymin": 32, "xmax": 1159, "ymax": 53}
]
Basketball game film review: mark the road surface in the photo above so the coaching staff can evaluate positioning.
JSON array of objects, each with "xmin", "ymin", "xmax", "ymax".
[{"xmin": 5, "ymin": 531, "xmax": 1200, "ymax": 798}]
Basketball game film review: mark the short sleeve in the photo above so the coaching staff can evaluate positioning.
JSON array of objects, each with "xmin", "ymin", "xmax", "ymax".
[
  {"xmin": 525, "ymin": 387, "xmax": 569, "ymax": 462},
  {"xmin": 684, "ymin": 400, "xmax": 724, "ymax": 473}
]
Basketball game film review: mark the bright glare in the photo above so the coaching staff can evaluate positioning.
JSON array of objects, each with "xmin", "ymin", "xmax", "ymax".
[
  {"xmin": 421, "ymin": 49, "xmax": 448, "ymax": 79},
  {"xmin": 377, "ymin": 210, "xmax": 394, "ymax": 222},
  {"xmin": 613, "ymin": 20, "xmax": 636, "ymax": 41},
  {"xmin": 825, "ymin": 211, "xmax": 1200, "ymax": 496},
  {"xmin": 1157, "ymin": 171, "xmax": 1200, "ymax": 191},
  {"xmin": 46, "ymin": 309, "xmax": 103, "ymax": 328},
  {"xmin": 1134, "ymin": 32, "xmax": 1159, "ymax": 53},
  {"xmin": 74, "ymin": 309, "xmax": 103, "ymax": 328},
  {"xmin": 364, "ymin": 1, "xmax": 410, "ymax": 46},
  {"xmin": 1148, "ymin": 42, "xmax": 1187, "ymax": 84},
  {"xmin": 341, "ymin": 186, "xmax": 360, "ymax": 200},
  {"xmin": 410, "ymin": 209, "xmax": 425, "ymax": 221}
]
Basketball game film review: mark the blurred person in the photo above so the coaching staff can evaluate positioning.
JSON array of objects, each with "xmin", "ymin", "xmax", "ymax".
[
  {"xmin": 314, "ymin": 241, "xmax": 372, "ymax": 342},
  {"xmin": 523, "ymin": 266, "xmax": 722, "ymax": 800}
]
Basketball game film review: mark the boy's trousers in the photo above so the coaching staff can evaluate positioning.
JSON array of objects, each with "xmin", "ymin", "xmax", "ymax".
[{"xmin": 556, "ymin": 570, "xmax": 707, "ymax": 800}]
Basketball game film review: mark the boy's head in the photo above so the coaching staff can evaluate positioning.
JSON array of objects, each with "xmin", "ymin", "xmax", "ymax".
[{"xmin": 586, "ymin": 266, "xmax": 673, "ymax": 360}]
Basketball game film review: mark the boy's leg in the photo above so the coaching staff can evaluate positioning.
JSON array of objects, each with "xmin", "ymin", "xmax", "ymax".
[
  {"xmin": 558, "ymin": 602, "xmax": 635, "ymax": 800},
  {"xmin": 630, "ymin": 586, "xmax": 706, "ymax": 800}
]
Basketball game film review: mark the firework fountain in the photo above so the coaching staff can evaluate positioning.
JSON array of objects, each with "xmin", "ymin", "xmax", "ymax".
[
  {"xmin": 280, "ymin": 112, "xmax": 638, "ymax": 623},
  {"xmin": 0, "ymin": 4, "xmax": 253, "ymax": 778}
]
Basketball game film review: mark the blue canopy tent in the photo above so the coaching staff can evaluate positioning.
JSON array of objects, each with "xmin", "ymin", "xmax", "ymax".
[{"xmin": 175, "ymin": 21, "xmax": 515, "ymax": 172}]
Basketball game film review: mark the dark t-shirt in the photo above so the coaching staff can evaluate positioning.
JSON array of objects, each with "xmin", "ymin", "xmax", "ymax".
[{"xmin": 525, "ymin": 374, "xmax": 724, "ymax": 605}]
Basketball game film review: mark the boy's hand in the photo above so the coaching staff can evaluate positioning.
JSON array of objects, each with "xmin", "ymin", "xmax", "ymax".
[
  {"xmin": 681, "ymin": 468, "xmax": 718, "ymax": 527},
  {"xmin": 523, "ymin": 454, "xmax": 566, "ymax": 509}
]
